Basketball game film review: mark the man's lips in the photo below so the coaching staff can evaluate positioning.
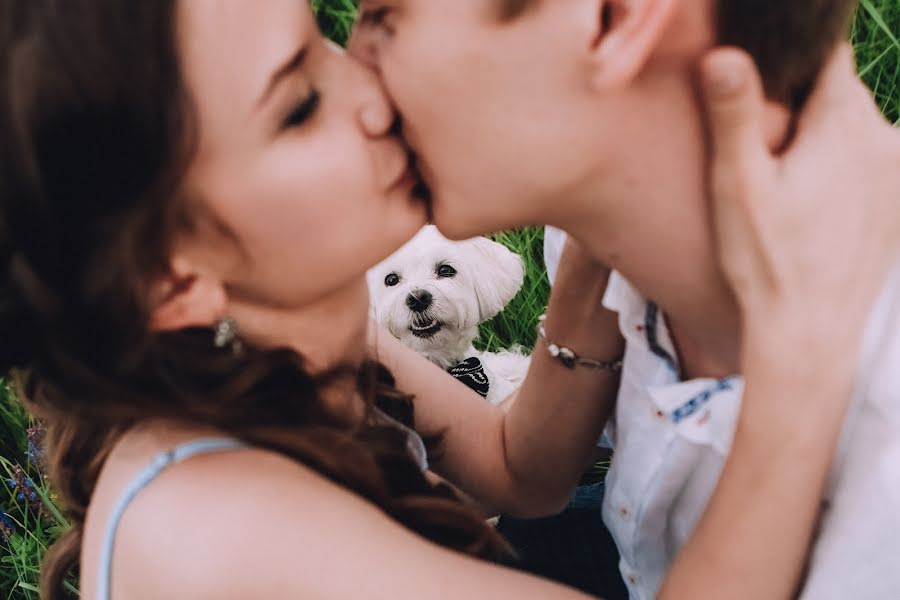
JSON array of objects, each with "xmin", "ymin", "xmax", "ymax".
[
  {"xmin": 398, "ymin": 126, "xmax": 434, "ymax": 192},
  {"xmin": 407, "ymin": 152, "xmax": 432, "ymax": 206}
]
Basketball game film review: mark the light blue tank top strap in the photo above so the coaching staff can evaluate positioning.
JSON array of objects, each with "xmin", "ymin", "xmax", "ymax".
[
  {"xmin": 95, "ymin": 437, "xmax": 247, "ymax": 600},
  {"xmin": 373, "ymin": 408, "xmax": 429, "ymax": 472}
]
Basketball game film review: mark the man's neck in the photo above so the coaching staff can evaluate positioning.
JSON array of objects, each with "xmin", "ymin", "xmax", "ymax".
[{"xmin": 556, "ymin": 67, "xmax": 744, "ymax": 377}]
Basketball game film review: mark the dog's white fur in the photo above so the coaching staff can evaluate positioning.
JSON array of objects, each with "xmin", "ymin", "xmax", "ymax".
[{"xmin": 368, "ymin": 226, "xmax": 531, "ymax": 404}]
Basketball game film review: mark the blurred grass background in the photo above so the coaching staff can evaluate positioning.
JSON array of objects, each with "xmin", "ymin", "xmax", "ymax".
[{"xmin": 1, "ymin": 1, "xmax": 899, "ymax": 597}]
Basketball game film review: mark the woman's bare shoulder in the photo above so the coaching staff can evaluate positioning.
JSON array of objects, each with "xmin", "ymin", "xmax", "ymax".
[
  {"xmin": 81, "ymin": 422, "xmax": 592, "ymax": 600},
  {"xmin": 81, "ymin": 423, "xmax": 347, "ymax": 599}
]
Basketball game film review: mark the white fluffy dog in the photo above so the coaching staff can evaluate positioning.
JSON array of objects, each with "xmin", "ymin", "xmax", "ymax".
[{"xmin": 368, "ymin": 226, "xmax": 531, "ymax": 405}]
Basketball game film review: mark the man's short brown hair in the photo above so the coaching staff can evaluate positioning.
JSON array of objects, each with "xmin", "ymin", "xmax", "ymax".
[
  {"xmin": 717, "ymin": 0, "xmax": 858, "ymax": 106},
  {"xmin": 494, "ymin": 0, "xmax": 858, "ymax": 106}
]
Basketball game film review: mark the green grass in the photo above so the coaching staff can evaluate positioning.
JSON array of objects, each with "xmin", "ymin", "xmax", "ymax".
[
  {"xmin": 1, "ymin": 1, "xmax": 899, "ymax": 598},
  {"xmin": 0, "ymin": 383, "xmax": 69, "ymax": 600},
  {"xmin": 856, "ymin": 0, "xmax": 900, "ymax": 123},
  {"xmin": 477, "ymin": 227, "xmax": 551, "ymax": 353},
  {"xmin": 311, "ymin": 0, "xmax": 359, "ymax": 45}
]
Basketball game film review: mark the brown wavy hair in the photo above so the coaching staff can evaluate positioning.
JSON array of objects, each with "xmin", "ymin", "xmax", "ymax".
[{"xmin": 0, "ymin": 2, "xmax": 507, "ymax": 598}]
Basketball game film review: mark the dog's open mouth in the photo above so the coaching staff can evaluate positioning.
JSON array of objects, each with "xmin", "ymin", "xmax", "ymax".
[{"xmin": 410, "ymin": 318, "xmax": 443, "ymax": 338}]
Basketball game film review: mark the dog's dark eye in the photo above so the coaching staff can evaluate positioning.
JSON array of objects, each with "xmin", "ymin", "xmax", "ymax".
[
  {"xmin": 384, "ymin": 273, "xmax": 400, "ymax": 287},
  {"xmin": 437, "ymin": 264, "xmax": 457, "ymax": 279}
]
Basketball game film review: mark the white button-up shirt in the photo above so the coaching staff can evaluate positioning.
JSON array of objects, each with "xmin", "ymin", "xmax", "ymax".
[{"xmin": 543, "ymin": 227, "xmax": 900, "ymax": 599}]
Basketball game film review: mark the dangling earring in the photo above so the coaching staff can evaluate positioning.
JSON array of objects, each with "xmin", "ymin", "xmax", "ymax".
[{"xmin": 213, "ymin": 316, "xmax": 243, "ymax": 355}]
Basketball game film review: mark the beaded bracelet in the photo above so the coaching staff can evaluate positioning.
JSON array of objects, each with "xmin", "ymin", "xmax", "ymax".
[{"xmin": 536, "ymin": 314, "xmax": 624, "ymax": 372}]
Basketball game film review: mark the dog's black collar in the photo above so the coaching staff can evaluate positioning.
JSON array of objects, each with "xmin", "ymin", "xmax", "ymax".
[{"xmin": 448, "ymin": 357, "xmax": 490, "ymax": 398}]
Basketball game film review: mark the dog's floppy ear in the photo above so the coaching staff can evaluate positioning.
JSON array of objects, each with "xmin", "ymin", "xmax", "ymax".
[{"xmin": 463, "ymin": 236, "xmax": 525, "ymax": 321}]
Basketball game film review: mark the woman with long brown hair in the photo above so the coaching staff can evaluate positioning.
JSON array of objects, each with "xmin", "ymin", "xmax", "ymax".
[{"xmin": 0, "ymin": 1, "xmax": 896, "ymax": 599}]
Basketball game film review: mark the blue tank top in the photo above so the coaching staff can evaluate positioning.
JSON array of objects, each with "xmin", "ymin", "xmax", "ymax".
[
  {"xmin": 94, "ymin": 414, "xmax": 428, "ymax": 599},
  {"xmin": 94, "ymin": 438, "xmax": 247, "ymax": 600}
]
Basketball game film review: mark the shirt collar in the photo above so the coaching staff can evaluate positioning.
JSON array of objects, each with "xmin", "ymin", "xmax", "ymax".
[{"xmin": 603, "ymin": 271, "xmax": 681, "ymax": 377}]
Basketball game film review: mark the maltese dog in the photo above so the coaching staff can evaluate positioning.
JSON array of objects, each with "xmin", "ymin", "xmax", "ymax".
[{"xmin": 368, "ymin": 226, "xmax": 531, "ymax": 405}]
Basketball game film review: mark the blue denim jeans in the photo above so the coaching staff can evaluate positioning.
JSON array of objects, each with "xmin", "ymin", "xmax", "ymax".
[{"xmin": 497, "ymin": 482, "xmax": 628, "ymax": 599}]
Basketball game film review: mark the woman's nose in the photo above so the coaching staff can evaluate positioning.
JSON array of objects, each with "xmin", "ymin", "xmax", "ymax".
[
  {"xmin": 349, "ymin": 62, "xmax": 395, "ymax": 137},
  {"xmin": 358, "ymin": 89, "xmax": 395, "ymax": 137},
  {"xmin": 323, "ymin": 34, "xmax": 394, "ymax": 137}
]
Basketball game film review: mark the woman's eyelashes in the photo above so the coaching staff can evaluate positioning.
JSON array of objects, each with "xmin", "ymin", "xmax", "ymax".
[
  {"xmin": 281, "ymin": 89, "xmax": 321, "ymax": 130},
  {"xmin": 358, "ymin": 6, "xmax": 395, "ymax": 35}
]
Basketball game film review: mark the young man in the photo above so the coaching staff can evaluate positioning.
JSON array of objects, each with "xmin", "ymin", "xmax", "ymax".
[{"xmin": 350, "ymin": 1, "xmax": 900, "ymax": 598}]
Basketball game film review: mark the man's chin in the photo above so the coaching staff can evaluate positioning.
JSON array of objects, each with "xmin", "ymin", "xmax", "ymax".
[{"xmin": 429, "ymin": 202, "xmax": 491, "ymax": 241}]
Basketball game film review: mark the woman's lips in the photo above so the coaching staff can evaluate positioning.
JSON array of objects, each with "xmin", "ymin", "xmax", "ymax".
[
  {"xmin": 382, "ymin": 130, "xmax": 432, "ymax": 214},
  {"xmin": 386, "ymin": 150, "xmax": 432, "ymax": 213},
  {"xmin": 389, "ymin": 159, "xmax": 416, "ymax": 191},
  {"xmin": 402, "ymin": 131, "xmax": 432, "ymax": 184}
]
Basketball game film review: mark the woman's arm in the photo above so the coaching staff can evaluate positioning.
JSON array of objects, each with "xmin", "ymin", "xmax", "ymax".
[
  {"xmin": 660, "ymin": 45, "xmax": 900, "ymax": 599},
  {"xmin": 373, "ymin": 238, "xmax": 624, "ymax": 517}
]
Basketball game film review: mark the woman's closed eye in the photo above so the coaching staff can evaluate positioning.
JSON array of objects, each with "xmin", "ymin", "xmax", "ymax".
[
  {"xmin": 281, "ymin": 89, "xmax": 321, "ymax": 130},
  {"xmin": 358, "ymin": 6, "xmax": 395, "ymax": 36}
]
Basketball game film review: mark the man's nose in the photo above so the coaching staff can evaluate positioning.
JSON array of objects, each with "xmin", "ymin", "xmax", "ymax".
[
  {"xmin": 406, "ymin": 290, "xmax": 433, "ymax": 313},
  {"xmin": 346, "ymin": 27, "xmax": 378, "ymax": 71}
]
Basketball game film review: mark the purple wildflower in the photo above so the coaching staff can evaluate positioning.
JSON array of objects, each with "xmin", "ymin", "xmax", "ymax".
[
  {"xmin": 0, "ymin": 510, "xmax": 15, "ymax": 541},
  {"xmin": 25, "ymin": 423, "xmax": 46, "ymax": 469},
  {"xmin": 7, "ymin": 465, "xmax": 50, "ymax": 518}
]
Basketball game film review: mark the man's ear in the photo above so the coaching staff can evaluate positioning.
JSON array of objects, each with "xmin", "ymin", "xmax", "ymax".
[
  {"xmin": 149, "ymin": 256, "xmax": 227, "ymax": 332},
  {"xmin": 588, "ymin": 0, "xmax": 678, "ymax": 90},
  {"xmin": 465, "ymin": 237, "xmax": 525, "ymax": 322}
]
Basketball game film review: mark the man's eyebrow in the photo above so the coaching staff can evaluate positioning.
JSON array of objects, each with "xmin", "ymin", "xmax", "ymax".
[{"xmin": 256, "ymin": 45, "xmax": 309, "ymax": 110}]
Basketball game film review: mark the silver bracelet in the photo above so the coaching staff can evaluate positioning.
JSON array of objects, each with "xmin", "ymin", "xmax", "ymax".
[{"xmin": 536, "ymin": 314, "xmax": 624, "ymax": 372}]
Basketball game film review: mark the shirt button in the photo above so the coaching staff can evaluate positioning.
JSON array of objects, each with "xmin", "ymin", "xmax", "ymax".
[
  {"xmin": 619, "ymin": 505, "xmax": 631, "ymax": 519},
  {"xmin": 628, "ymin": 575, "xmax": 639, "ymax": 585}
]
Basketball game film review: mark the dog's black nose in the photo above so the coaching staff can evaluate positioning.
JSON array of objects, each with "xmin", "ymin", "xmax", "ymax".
[{"xmin": 406, "ymin": 290, "xmax": 433, "ymax": 313}]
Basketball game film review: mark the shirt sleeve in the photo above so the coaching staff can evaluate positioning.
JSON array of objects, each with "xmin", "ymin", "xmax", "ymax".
[
  {"xmin": 800, "ymin": 438, "xmax": 900, "ymax": 600},
  {"xmin": 543, "ymin": 226, "xmax": 568, "ymax": 286}
]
